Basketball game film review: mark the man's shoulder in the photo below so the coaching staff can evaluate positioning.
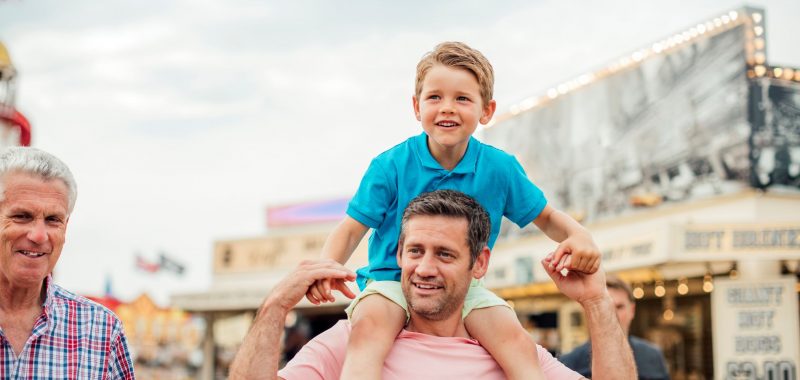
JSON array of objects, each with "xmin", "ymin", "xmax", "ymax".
[
  {"xmin": 278, "ymin": 320, "xmax": 350, "ymax": 379},
  {"xmin": 556, "ymin": 341, "xmax": 592, "ymax": 377},
  {"xmin": 300, "ymin": 320, "xmax": 351, "ymax": 351},
  {"xmin": 630, "ymin": 336, "xmax": 664, "ymax": 353},
  {"xmin": 50, "ymin": 283, "xmax": 123, "ymax": 324},
  {"xmin": 559, "ymin": 341, "xmax": 591, "ymax": 359},
  {"xmin": 629, "ymin": 335, "xmax": 667, "ymax": 361}
]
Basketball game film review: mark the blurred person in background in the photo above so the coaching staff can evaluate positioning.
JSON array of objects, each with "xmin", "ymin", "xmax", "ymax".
[
  {"xmin": 0, "ymin": 147, "xmax": 135, "ymax": 379},
  {"xmin": 560, "ymin": 275, "xmax": 669, "ymax": 380}
]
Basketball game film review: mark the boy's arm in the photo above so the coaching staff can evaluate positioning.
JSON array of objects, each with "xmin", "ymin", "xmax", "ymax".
[
  {"xmin": 320, "ymin": 216, "xmax": 369, "ymax": 264},
  {"xmin": 307, "ymin": 216, "xmax": 369, "ymax": 304},
  {"xmin": 532, "ymin": 205, "xmax": 600, "ymax": 273}
]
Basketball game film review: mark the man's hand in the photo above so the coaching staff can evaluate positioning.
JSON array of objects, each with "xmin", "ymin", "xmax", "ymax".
[
  {"xmin": 266, "ymin": 259, "xmax": 356, "ymax": 314},
  {"xmin": 543, "ymin": 253, "xmax": 636, "ymax": 379},
  {"xmin": 230, "ymin": 260, "xmax": 356, "ymax": 380},
  {"xmin": 542, "ymin": 252, "xmax": 607, "ymax": 305},
  {"xmin": 548, "ymin": 232, "xmax": 601, "ymax": 274}
]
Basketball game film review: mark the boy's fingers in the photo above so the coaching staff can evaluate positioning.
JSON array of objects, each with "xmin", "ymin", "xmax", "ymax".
[
  {"xmin": 334, "ymin": 280, "xmax": 356, "ymax": 299},
  {"xmin": 556, "ymin": 254, "xmax": 570, "ymax": 272},
  {"xmin": 310, "ymin": 284, "xmax": 326, "ymax": 304},
  {"xmin": 541, "ymin": 257, "xmax": 563, "ymax": 281},
  {"xmin": 306, "ymin": 290, "xmax": 320, "ymax": 305},
  {"xmin": 322, "ymin": 279, "xmax": 333, "ymax": 302},
  {"xmin": 550, "ymin": 245, "xmax": 568, "ymax": 269}
]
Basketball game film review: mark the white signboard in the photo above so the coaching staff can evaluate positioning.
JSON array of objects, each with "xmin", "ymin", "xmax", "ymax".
[{"xmin": 712, "ymin": 277, "xmax": 799, "ymax": 380}]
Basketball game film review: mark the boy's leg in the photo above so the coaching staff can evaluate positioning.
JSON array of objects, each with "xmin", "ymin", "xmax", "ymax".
[
  {"xmin": 463, "ymin": 285, "xmax": 545, "ymax": 380},
  {"xmin": 341, "ymin": 284, "xmax": 407, "ymax": 380}
]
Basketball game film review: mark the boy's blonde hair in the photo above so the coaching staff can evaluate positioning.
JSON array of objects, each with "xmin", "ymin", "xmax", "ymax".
[{"xmin": 415, "ymin": 41, "xmax": 494, "ymax": 106}]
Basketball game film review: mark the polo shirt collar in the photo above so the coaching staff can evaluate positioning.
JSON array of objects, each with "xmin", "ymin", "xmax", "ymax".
[{"xmin": 414, "ymin": 132, "xmax": 479, "ymax": 174}]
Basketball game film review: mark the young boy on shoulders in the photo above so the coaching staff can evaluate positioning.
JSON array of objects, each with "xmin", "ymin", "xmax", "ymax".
[{"xmin": 307, "ymin": 41, "xmax": 601, "ymax": 380}]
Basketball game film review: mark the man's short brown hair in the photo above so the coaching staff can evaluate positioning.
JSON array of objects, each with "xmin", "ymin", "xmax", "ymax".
[
  {"xmin": 606, "ymin": 275, "xmax": 635, "ymax": 303},
  {"xmin": 398, "ymin": 189, "xmax": 490, "ymax": 267},
  {"xmin": 415, "ymin": 41, "xmax": 494, "ymax": 106}
]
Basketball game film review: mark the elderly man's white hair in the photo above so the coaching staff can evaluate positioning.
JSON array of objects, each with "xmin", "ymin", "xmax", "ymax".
[{"xmin": 0, "ymin": 147, "xmax": 78, "ymax": 214}]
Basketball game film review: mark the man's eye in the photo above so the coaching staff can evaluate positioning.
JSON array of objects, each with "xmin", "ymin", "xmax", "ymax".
[
  {"xmin": 437, "ymin": 252, "xmax": 454, "ymax": 259},
  {"xmin": 46, "ymin": 216, "xmax": 64, "ymax": 224},
  {"xmin": 11, "ymin": 214, "xmax": 31, "ymax": 221}
]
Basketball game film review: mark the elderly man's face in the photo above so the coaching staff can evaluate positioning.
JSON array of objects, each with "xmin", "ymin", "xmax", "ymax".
[
  {"xmin": 0, "ymin": 172, "xmax": 69, "ymax": 289},
  {"xmin": 398, "ymin": 215, "xmax": 488, "ymax": 321}
]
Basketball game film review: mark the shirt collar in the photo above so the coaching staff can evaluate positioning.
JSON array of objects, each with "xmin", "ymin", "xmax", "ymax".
[
  {"xmin": 414, "ymin": 132, "xmax": 479, "ymax": 174},
  {"xmin": 41, "ymin": 275, "xmax": 55, "ymax": 314}
]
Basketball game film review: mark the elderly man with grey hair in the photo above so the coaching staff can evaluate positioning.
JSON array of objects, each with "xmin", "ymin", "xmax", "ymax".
[{"xmin": 0, "ymin": 147, "xmax": 135, "ymax": 379}]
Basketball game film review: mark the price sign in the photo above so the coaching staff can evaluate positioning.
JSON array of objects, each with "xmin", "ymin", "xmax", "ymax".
[{"xmin": 712, "ymin": 277, "xmax": 799, "ymax": 380}]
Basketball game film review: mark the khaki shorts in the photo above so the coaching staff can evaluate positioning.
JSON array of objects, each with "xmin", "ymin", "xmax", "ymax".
[{"xmin": 344, "ymin": 278, "xmax": 510, "ymax": 321}]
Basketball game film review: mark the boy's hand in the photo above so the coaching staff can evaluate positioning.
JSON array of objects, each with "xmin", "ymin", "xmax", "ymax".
[
  {"xmin": 306, "ymin": 278, "xmax": 355, "ymax": 305},
  {"xmin": 549, "ymin": 232, "xmax": 601, "ymax": 274}
]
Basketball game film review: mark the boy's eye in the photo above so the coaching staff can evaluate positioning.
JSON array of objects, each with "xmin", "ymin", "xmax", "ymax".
[
  {"xmin": 456, "ymin": 96, "xmax": 470, "ymax": 102},
  {"xmin": 427, "ymin": 95, "xmax": 440, "ymax": 100}
]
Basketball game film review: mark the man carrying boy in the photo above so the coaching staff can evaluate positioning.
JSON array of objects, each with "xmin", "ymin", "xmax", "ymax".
[
  {"xmin": 308, "ymin": 42, "xmax": 602, "ymax": 379},
  {"xmin": 229, "ymin": 190, "xmax": 636, "ymax": 379}
]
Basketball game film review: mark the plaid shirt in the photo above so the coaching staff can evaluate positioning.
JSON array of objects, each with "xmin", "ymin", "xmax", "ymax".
[{"xmin": 0, "ymin": 277, "xmax": 135, "ymax": 379}]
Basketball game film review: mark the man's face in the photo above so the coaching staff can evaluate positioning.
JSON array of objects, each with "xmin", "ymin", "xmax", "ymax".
[
  {"xmin": 398, "ymin": 215, "xmax": 488, "ymax": 321},
  {"xmin": 609, "ymin": 288, "xmax": 635, "ymax": 335},
  {"xmin": 0, "ymin": 172, "xmax": 69, "ymax": 290}
]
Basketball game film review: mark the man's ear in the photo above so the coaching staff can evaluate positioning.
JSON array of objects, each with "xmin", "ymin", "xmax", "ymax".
[
  {"xmin": 471, "ymin": 247, "xmax": 491, "ymax": 279},
  {"xmin": 396, "ymin": 239, "xmax": 404, "ymax": 267}
]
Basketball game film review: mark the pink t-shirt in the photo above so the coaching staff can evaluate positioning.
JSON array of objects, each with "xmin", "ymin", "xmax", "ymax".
[{"xmin": 278, "ymin": 320, "xmax": 582, "ymax": 380}]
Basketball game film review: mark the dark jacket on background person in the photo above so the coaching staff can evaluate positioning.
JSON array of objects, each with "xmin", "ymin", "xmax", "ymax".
[{"xmin": 559, "ymin": 336, "xmax": 670, "ymax": 380}]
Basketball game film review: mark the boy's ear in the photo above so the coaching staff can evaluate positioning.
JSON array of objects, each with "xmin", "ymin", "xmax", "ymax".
[
  {"xmin": 479, "ymin": 99, "xmax": 497, "ymax": 125},
  {"xmin": 412, "ymin": 96, "xmax": 422, "ymax": 121}
]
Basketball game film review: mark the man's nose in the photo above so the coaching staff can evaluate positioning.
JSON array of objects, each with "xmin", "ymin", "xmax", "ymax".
[
  {"xmin": 414, "ymin": 253, "xmax": 438, "ymax": 277},
  {"xmin": 27, "ymin": 219, "xmax": 49, "ymax": 244}
]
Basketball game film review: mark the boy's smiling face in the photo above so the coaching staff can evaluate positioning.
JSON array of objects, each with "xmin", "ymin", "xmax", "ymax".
[{"xmin": 413, "ymin": 64, "xmax": 496, "ymax": 163}]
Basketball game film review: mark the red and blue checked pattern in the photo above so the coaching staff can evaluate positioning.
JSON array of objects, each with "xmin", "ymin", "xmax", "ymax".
[{"xmin": 0, "ymin": 278, "xmax": 135, "ymax": 379}]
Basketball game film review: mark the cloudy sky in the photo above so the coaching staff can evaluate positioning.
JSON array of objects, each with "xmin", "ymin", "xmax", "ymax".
[{"xmin": 1, "ymin": 0, "xmax": 798, "ymax": 305}]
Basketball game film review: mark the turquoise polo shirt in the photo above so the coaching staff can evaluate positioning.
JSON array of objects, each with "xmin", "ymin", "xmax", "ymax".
[{"xmin": 347, "ymin": 132, "xmax": 547, "ymax": 289}]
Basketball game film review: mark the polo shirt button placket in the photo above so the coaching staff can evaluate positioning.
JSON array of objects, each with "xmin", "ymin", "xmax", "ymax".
[{"xmin": 433, "ymin": 172, "xmax": 449, "ymax": 189}]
